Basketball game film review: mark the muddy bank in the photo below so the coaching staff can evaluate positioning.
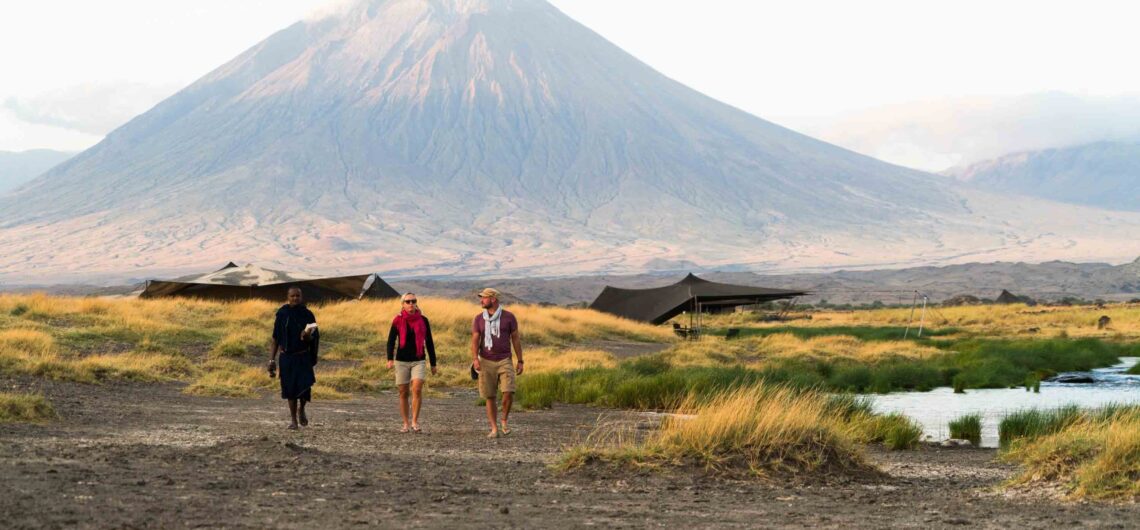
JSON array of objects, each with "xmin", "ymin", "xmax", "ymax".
[{"xmin": 1, "ymin": 377, "xmax": 1136, "ymax": 529}]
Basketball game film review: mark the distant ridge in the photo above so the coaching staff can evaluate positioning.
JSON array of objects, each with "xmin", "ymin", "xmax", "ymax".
[
  {"xmin": 0, "ymin": 149, "xmax": 74, "ymax": 194},
  {"xmin": 950, "ymin": 141, "xmax": 1140, "ymax": 211}
]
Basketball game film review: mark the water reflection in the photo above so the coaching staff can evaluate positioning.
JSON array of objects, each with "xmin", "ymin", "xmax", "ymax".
[{"xmin": 869, "ymin": 357, "xmax": 1139, "ymax": 448}]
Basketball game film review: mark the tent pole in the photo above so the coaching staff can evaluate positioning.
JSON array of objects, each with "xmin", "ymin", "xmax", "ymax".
[
  {"xmin": 688, "ymin": 296, "xmax": 697, "ymax": 339},
  {"xmin": 918, "ymin": 296, "xmax": 928, "ymax": 337},
  {"xmin": 903, "ymin": 290, "xmax": 918, "ymax": 339}
]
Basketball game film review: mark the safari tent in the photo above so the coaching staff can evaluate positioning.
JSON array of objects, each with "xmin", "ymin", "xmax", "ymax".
[
  {"xmin": 995, "ymin": 289, "xmax": 1034, "ymax": 305},
  {"xmin": 140, "ymin": 262, "xmax": 399, "ymax": 302},
  {"xmin": 588, "ymin": 273, "xmax": 806, "ymax": 325}
]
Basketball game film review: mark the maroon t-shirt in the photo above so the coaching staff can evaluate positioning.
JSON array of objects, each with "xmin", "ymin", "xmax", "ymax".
[{"xmin": 473, "ymin": 310, "xmax": 518, "ymax": 362}]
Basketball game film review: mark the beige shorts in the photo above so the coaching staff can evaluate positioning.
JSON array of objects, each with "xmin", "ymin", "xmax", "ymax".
[
  {"xmin": 477, "ymin": 357, "xmax": 516, "ymax": 399},
  {"xmin": 395, "ymin": 360, "xmax": 426, "ymax": 385}
]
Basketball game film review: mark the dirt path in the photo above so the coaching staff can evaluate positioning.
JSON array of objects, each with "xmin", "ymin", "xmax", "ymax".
[{"xmin": 2, "ymin": 377, "xmax": 1135, "ymax": 529}]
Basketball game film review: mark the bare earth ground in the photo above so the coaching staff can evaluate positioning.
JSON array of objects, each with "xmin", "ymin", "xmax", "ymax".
[{"xmin": 2, "ymin": 377, "xmax": 1136, "ymax": 529}]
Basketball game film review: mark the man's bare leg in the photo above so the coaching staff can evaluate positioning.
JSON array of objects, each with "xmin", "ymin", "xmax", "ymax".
[
  {"xmin": 500, "ymin": 392, "xmax": 513, "ymax": 433},
  {"xmin": 298, "ymin": 400, "xmax": 308, "ymax": 426},
  {"xmin": 485, "ymin": 396, "xmax": 499, "ymax": 436},
  {"xmin": 410, "ymin": 379, "xmax": 424, "ymax": 431},
  {"xmin": 287, "ymin": 399, "xmax": 299, "ymax": 430},
  {"xmin": 398, "ymin": 383, "xmax": 410, "ymax": 431}
]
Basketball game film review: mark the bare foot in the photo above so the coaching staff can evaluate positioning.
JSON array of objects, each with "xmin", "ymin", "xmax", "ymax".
[
  {"xmin": 412, "ymin": 424, "xmax": 422, "ymax": 433},
  {"xmin": 487, "ymin": 430, "xmax": 499, "ymax": 438},
  {"xmin": 499, "ymin": 421, "xmax": 511, "ymax": 435},
  {"xmin": 399, "ymin": 425, "xmax": 410, "ymax": 433}
]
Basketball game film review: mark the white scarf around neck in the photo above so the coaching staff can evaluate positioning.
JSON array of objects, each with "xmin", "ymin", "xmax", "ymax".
[{"xmin": 483, "ymin": 306, "xmax": 503, "ymax": 352}]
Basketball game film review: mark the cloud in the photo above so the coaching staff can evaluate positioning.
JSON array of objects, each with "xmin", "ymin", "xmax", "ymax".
[
  {"xmin": 3, "ymin": 82, "xmax": 179, "ymax": 136},
  {"xmin": 0, "ymin": 108, "xmax": 103, "ymax": 152},
  {"xmin": 303, "ymin": 0, "xmax": 361, "ymax": 21},
  {"xmin": 805, "ymin": 92, "xmax": 1140, "ymax": 172}
]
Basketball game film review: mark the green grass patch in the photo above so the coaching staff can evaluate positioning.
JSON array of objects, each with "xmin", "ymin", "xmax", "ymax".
[
  {"xmin": 0, "ymin": 393, "xmax": 55, "ymax": 423},
  {"xmin": 949, "ymin": 413, "xmax": 982, "ymax": 445},
  {"xmin": 1127, "ymin": 363, "xmax": 1140, "ymax": 375},
  {"xmin": 999, "ymin": 405, "xmax": 1083, "ymax": 449},
  {"xmin": 937, "ymin": 338, "xmax": 1133, "ymax": 389},
  {"xmin": 848, "ymin": 412, "xmax": 923, "ymax": 449},
  {"xmin": 521, "ymin": 337, "xmax": 1137, "ymax": 410}
]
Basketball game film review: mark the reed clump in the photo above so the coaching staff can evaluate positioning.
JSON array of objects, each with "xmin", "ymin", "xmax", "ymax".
[{"xmin": 948, "ymin": 413, "xmax": 982, "ymax": 446}]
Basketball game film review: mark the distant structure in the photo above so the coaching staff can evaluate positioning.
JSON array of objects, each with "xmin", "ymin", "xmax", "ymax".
[
  {"xmin": 942, "ymin": 294, "xmax": 983, "ymax": 306},
  {"xmin": 140, "ymin": 263, "xmax": 398, "ymax": 302},
  {"xmin": 995, "ymin": 289, "xmax": 1036, "ymax": 305},
  {"xmin": 588, "ymin": 273, "xmax": 805, "ymax": 325}
]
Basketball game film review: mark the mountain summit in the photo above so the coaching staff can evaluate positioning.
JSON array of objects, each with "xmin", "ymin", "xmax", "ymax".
[{"xmin": 2, "ymin": 0, "xmax": 1138, "ymax": 281}]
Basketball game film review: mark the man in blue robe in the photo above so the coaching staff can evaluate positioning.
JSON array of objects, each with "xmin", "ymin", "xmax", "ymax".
[{"xmin": 268, "ymin": 286, "xmax": 319, "ymax": 430}]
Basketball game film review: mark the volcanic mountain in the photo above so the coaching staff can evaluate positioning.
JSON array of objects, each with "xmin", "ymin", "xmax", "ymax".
[{"xmin": 2, "ymin": 0, "xmax": 1138, "ymax": 282}]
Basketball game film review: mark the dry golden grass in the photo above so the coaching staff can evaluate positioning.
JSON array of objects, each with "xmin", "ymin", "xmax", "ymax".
[
  {"xmin": 183, "ymin": 359, "xmax": 274, "ymax": 398},
  {"xmin": 0, "ymin": 293, "xmax": 670, "ymax": 398},
  {"xmin": 526, "ymin": 348, "xmax": 618, "ymax": 373},
  {"xmin": 658, "ymin": 333, "xmax": 940, "ymax": 369},
  {"xmin": 1004, "ymin": 409, "xmax": 1140, "ymax": 500},
  {"xmin": 806, "ymin": 303, "xmax": 1140, "ymax": 339},
  {"xmin": 0, "ymin": 329, "xmax": 57, "ymax": 358},
  {"xmin": 561, "ymin": 384, "xmax": 874, "ymax": 478}
]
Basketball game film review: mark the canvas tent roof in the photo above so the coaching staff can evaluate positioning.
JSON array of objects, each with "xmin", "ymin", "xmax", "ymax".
[
  {"xmin": 140, "ymin": 263, "xmax": 399, "ymax": 302},
  {"xmin": 588, "ymin": 273, "xmax": 806, "ymax": 325},
  {"xmin": 995, "ymin": 289, "xmax": 1034, "ymax": 305}
]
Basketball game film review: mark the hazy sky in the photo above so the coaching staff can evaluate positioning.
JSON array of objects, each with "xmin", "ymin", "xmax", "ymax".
[{"xmin": 3, "ymin": 0, "xmax": 1140, "ymax": 170}]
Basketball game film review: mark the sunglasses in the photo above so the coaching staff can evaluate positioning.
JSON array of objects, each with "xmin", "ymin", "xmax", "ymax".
[{"xmin": 403, "ymin": 299, "xmax": 418, "ymax": 304}]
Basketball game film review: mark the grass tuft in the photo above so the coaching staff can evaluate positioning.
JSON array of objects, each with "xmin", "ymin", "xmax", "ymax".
[
  {"xmin": 1002, "ymin": 405, "xmax": 1140, "ymax": 500},
  {"xmin": 948, "ymin": 413, "xmax": 982, "ymax": 445},
  {"xmin": 0, "ymin": 393, "xmax": 55, "ymax": 423},
  {"xmin": 558, "ymin": 384, "xmax": 878, "ymax": 479}
]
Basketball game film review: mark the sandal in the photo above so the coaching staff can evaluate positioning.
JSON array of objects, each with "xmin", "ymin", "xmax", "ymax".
[
  {"xmin": 487, "ymin": 431, "xmax": 499, "ymax": 439},
  {"xmin": 499, "ymin": 422, "xmax": 511, "ymax": 436},
  {"xmin": 411, "ymin": 425, "xmax": 422, "ymax": 434},
  {"xmin": 399, "ymin": 426, "xmax": 410, "ymax": 433}
]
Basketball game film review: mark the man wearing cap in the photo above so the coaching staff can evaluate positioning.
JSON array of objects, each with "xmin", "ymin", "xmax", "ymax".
[{"xmin": 471, "ymin": 288, "xmax": 523, "ymax": 438}]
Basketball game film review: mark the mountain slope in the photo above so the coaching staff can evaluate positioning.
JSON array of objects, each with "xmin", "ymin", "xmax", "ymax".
[
  {"xmin": 1, "ymin": 0, "xmax": 1138, "ymax": 282},
  {"xmin": 0, "ymin": 149, "xmax": 74, "ymax": 194},
  {"xmin": 950, "ymin": 141, "xmax": 1140, "ymax": 211}
]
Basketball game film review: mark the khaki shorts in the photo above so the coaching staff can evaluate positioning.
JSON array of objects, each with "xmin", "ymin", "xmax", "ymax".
[
  {"xmin": 478, "ymin": 357, "xmax": 516, "ymax": 399},
  {"xmin": 395, "ymin": 360, "xmax": 426, "ymax": 385}
]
